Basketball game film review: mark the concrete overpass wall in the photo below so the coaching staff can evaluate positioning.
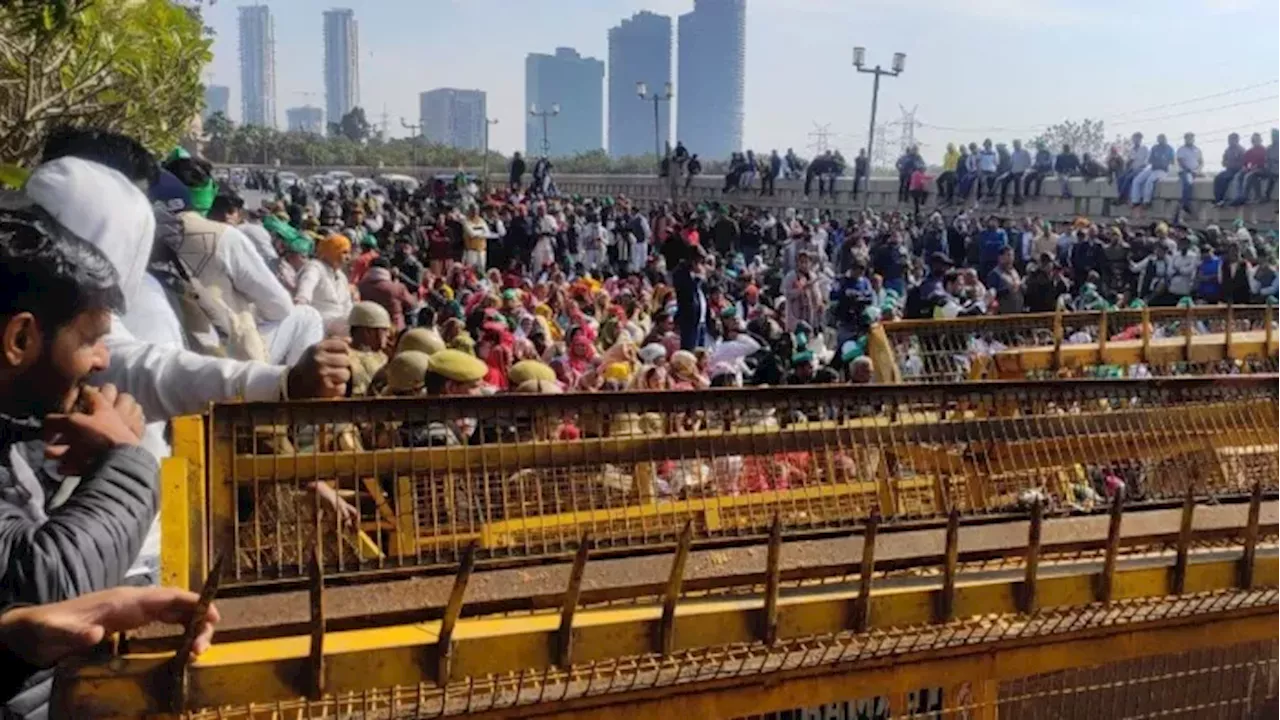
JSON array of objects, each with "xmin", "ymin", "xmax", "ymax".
[{"xmin": 233, "ymin": 164, "xmax": 1277, "ymax": 229}]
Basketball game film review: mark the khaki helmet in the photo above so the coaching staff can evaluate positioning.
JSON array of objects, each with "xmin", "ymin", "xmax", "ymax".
[
  {"xmin": 349, "ymin": 301, "xmax": 392, "ymax": 330},
  {"xmin": 385, "ymin": 351, "xmax": 432, "ymax": 394},
  {"xmin": 397, "ymin": 327, "xmax": 445, "ymax": 355},
  {"xmin": 513, "ymin": 379, "xmax": 563, "ymax": 394},
  {"xmin": 426, "ymin": 348, "xmax": 487, "ymax": 384},
  {"xmin": 508, "ymin": 360, "xmax": 556, "ymax": 387}
]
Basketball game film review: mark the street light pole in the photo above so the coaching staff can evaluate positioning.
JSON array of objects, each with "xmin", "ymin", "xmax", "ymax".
[
  {"xmin": 853, "ymin": 48, "xmax": 906, "ymax": 209},
  {"xmin": 529, "ymin": 104, "xmax": 560, "ymax": 157},
  {"xmin": 483, "ymin": 117, "xmax": 499, "ymax": 189},
  {"xmin": 636, "ymin": 80, "xmax": 673, "ymax": 175},
  {"xmin": 400, "ymin": 117, "xmax": 422, "ymax": 172}
]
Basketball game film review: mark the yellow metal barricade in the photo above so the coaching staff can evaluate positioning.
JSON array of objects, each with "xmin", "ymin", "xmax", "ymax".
[
  {"xmin": 162, "ymin": 376, "xmax": 1279, "ymax": 591},
  {"xmin": 885, "ymin": 304, "xmax": 1278, "ymax": 382},
  {"xmin": 54, "ymin": 492, "xmax": 1279, "ymax": 719}
]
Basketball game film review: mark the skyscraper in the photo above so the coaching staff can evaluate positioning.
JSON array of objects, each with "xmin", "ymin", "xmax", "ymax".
[
  {"xmin": 323, "ymin": 9, "xmax": 359, "ymax": 126},
  {"xmin": 607, "ymin": 11, "xmax": 671, "ymax": 158},
  {"xmin": 419, "ymin": 89, "xmax": 487, "ymax": 150},
  {"xmin": 286, "ymin": 106, "xmax": 325, "ymax": 134},
  {"xmin": 525, "ymin": 47, "xmax": 605, "ymax": 156},
  {"xmin": 678, "ymin": 0, "xmax": 745, "ymax": 160},
  {"xmin": 238, "ymin": 5, "xmax": 275, "ymax": 128},
  {"xmin": 204, "ymin": 85, "xmax": 230, "ymax": 121}
]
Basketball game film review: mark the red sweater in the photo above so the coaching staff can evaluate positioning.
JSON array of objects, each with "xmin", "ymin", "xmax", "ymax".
[
  {"xmin": 1242, "ymin": 146, "xmax": 1267, "ymax": 171},
  {"xmin": 357, "ymin": 268, "xmax": 417, "ymax": 330}
]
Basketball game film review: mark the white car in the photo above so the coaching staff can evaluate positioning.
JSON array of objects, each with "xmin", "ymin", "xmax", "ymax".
[
  {"xmin": 276, "ymin": 171, "xmax": 300, "ymax": 188},
  {"xmin": 376, "ymin": 173, "xmax": 420, "ymax": 193}
]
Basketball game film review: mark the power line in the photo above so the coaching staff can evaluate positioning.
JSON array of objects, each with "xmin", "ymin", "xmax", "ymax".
[
  {"xmin": 1102, "ymin": 79, "xmax": 1279, "ymax": 121},
  {"xmin": 917, "ymin": 117, "xmax": 1048, "ymax": 133},
  {"xmin": 1112, "ymin": 94, "xmax": 1279, "ymax": 126},
  {"xmin": 916, "ymin": 81, "xmax": 1280, "ymax": 137},
  {"xmin": 1194, "ymin": 117, "xmax": 1280, "ymax": 138}
]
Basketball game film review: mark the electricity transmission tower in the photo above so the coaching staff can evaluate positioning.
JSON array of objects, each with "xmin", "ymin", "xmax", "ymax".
[
  {"xmin": 808, "ymin": 122, "xmax": 833, "ymax": 155},
  {"xmin": 897, "ymin": 104, "xmax": 919, "ymax": 153}
]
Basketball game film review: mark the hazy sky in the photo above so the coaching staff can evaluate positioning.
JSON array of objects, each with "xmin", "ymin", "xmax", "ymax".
[{"xmin": 202, "ymin": 0, "xmax": 1279, "ymax": 161}]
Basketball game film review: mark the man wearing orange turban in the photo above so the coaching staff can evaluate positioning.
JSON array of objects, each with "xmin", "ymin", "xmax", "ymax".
[{"xmin": 296, "ymin": 233, "xmax": 355, "ymax": 336}]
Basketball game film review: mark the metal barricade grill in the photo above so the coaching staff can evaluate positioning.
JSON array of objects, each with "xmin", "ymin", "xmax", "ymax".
[
  {"xmin": 195, "ymin": 376, "xmax": 1280, "ymax": 589},
  {"xmin": 885, "ymin": 304, "xmax": 1279, "ymax": 382},
  {"xmin": 53, "ymin": 491, "xmax": 1279, "ymax": 719}
]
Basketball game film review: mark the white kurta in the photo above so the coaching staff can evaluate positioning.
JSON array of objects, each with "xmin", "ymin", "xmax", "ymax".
[
  {"xmin": 181, "ymin": 216, "xmax": 323, "ymax": 365},
  {"xmin": 295, "ymin": 259, "xmax": 354, "ymax": 336}
]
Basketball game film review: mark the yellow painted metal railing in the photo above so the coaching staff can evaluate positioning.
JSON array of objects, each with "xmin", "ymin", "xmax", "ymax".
[
  {"xmin": 54, "ymin": 491, "xmax": 1279, "ymax": 719},
  {"xmin": 161, "ymin": 376, "xmax": 1279, "ymax": 591},
  {"xmin": 884, "ymin": 303, "xmax": 1278, "ymax": 382}
]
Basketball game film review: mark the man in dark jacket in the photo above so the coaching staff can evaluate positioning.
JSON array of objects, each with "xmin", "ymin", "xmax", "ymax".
[
  {"xmin": 508, "ymin": 152, "xmax": 526, "ymax": 190},
  {"xmin": 761, "ymin": 150, "xmax": 781, "ymax": 196},
  {"xmin": 673, "ymin": 250, "xmax": 710, "ymax": 350},
  {"xmin": 712, "ymin": 210, "xmax": 740, "ymax": 256},
  {"xmin": 684, "ymin": 154, "xmax": 702, "ymax": 190},
  {"xmin": 0, "ymin": 209, "xmax": 160, "ymax": 717},
  {"xmin": 1054, "ymin": 144, "xmax": 1080, "ymax": 197}
]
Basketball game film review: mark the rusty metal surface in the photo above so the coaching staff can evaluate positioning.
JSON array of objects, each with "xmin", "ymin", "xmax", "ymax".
[{"xmin": 204, "ymin": 376, "xmax": 1279, "ymax": 588}]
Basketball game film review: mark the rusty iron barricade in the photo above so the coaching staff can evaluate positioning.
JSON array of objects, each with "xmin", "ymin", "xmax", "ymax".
[
  {"xmin": 883, "ymin": 304, "xmax": 1278, "ymax": 383},
  {"xmin": 160, "ymin": 375, "xmax": 1280, "ymax": 590},
  {"xmin": 54, "ymin": 491, "xmax": 1279, "ymax": 719}
]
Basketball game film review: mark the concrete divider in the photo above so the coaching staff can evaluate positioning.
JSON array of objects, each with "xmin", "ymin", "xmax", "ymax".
[{"xmin": 232, "ymin": 163, "xmax": 1278, "ymax": 229}]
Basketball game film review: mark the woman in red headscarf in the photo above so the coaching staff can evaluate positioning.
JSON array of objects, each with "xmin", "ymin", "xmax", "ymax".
[
  {"xmin": 425, "ymin": 211, "xmax": 453, "ymax": 277},
  {"xmin": 567, "ymin": 327, "xmax": 596, "ymax": 376}
]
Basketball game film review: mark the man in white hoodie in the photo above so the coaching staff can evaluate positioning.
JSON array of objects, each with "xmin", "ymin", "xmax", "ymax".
[
  {"xmin": 157, "ymin": 153, "xmax": 323, "ymax": 365},
  {"xmin": 25, "ymin": 139, "xmax": 351, "ymax": 444},
  {"xmin": 4, "ymin": 128, "xmax": 343, "ymax": 720}
]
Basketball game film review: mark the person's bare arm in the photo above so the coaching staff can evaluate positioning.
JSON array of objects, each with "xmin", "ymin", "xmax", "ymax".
[{"xmin": 0, "ymin": 586, "xmax": 219, "ymax": 701}]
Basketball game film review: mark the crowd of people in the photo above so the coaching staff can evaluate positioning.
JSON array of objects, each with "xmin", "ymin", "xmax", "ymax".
[
  {"xmin": 0, "ymin": 122, "xmax": 1275, "ymax": 714},
  {"xmin": 694, "ymin": 127, "xmax": 1279, "ymax": 221},
  {"xmin": 917, "ymin": 129, "xmax": 1280, "ymax": 217}
]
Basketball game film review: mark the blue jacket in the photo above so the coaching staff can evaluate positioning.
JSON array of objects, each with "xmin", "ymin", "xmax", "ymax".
[
  {"xmin": 1149, "ymin": 143, "xmax": 1174, "ymax": 172},
  {"xmin": 978, "ymin": 228, "xmax": 1008, "ymax": 273},
  {"xmin": 831, "ymin": 275, "xmax": 874, "ymax": 327}
]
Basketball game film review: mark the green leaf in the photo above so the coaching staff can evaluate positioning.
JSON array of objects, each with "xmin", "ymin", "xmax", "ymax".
[{"xmin": 0, "ymin": 164, "xmax": 31, "ymax": 189}]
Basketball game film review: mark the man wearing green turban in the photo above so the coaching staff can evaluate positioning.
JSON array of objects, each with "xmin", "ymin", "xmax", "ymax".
[{"xmin": 159, "ymin": 149, "xmax": 324, "ymax": 365}]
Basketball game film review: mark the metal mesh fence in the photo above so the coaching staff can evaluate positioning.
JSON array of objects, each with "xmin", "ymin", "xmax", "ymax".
[
  {"xmin": 206, "ymin": 376, "xmax": 1279, "ymax": 586},
  {"xmin": 180, "ymin": 589, "xmax": 1278, "ymax": 719},
  {"xmin": 885, "ymin": 305, "xmax": 1277, "ymax": 383}
]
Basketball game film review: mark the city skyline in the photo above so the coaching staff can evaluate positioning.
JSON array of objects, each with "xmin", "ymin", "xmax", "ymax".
[
  {"xmin": 677, "ymin": 0, "xmax": 745, "ymax": 160},
  {"xmin": 526, "ymin": 47, "xmax": 605, "ymax": 156},
  {"xmin": 236, "ymin": 4, "xmax": 275, "ymax": 128},
  {"xmin": 203, "ymin": 84, "xmax": 230, "ymax": 122},
  {"xmin": 323, "ymin": 9, "xmax": 360, "ymax": 128},
  {"xmin": 202, "ymin": 0, "xmax": 1278, "ymax": 161},
  {"xmin": 286, "ymin": 105, "xmax": 325, "ymax": 133},
  {"xmin": 608, "ymin": 11, "xmax": 672, "ymax": 158},
  {"xmin": 419, "ymin": 88, "xmax": 488, "ymax": 150}
]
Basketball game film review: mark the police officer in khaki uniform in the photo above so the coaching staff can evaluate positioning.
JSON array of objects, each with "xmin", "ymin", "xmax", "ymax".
[
  {"xmin": 396, "ymin": 327, "xmax": 446, "ymax": 356},
  {"xmin": 384, "ymin": 350, "xmax": 432, "ymax": 396},
  {"xmin": 507, "ymin": 360, "xmax": 557, "ymax": 388},
  {"xmin": 348, "ymin": 302, "xmax": 392, "ymax": 396},
  {"xmin": 424, "ymin": 349, "xmax": 488, "ymax": 396}
]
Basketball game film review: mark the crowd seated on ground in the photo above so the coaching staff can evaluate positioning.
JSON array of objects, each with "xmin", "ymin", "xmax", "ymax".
[{"xmin": 239, "ymin": 148, "xmax": 1280, "ymax": 398}]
